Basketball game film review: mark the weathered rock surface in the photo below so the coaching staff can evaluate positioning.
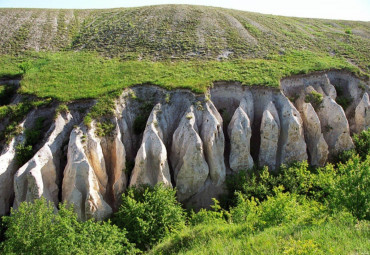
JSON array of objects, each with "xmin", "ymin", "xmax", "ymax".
[
  {"xmin": 300, "ymin": 103, "xmax": 328, "ymax": 166},
  {"xmin": 355, "ymin": 92, "xmax": 370, "ymax": 133},
  {"xmin": 129, "ymin": 104, "xmax": 172, "ymax": 187},
  {"xmin": 1, "ymin": 71, "xmax": 368, "ymax": 218},
  {"xmin": 317, "ymin": 96, "xmax": 354, "ymax": 156},
  {"xmin": 228, "ymin": 106, "xmax": 253, "ymax": 171},
  {"xmin": 200, "ymin": 102, "xmax": 226, "ymax": 186},
  {"xmin": 62, "ymin": 127, "xmax": 112, "ymax": 220},
  {"xmin": 171, "ymin": 107, "xmax": 209, "ymax": 201},
  {"xmin": 0, "ymin": 127, "xmax": 25, "ymax": 215},
  {"xmin": 13, "ymin": 112, "xmax": 76, "ymax": 210},
  {"xmin": 259, "ymin": 102, "xmax": 280, "ymax": 170},
  {"xmin": 276, "ymin": 94, "xmax": 307, "ymax": 165},
  {"xmin": 100, "ymin": 120, "xmax": 127, "ymax": 210}
]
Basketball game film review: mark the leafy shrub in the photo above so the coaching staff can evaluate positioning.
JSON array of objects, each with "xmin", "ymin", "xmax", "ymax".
[
  {"xmin": 15, "ymin": 143, "xmax": 33, "ymax": 166},
  {"xmin": 328, "ymin": 155, "xmax": 370, "ymax": 220},
  {"xmin": 305, "ymin": 90, "xmax": 323, "ymax": 110},
  {"xmin": 0, "ymin": 217, "xmax": 6, "ymax": 245},
  {"xmin": 15, "ymin": 117, "xmax": 46, "ymax": 166},
  {"xmin": 113, "ymin": 184, "xmax": 186, "ymax": 250},
  {"xmin": 226, "ymin": 166, "xmax": 277, "ymax": 206},
  {"xmin": 0, "ymin": 198, "xmax": 136, "ymax": 254},
  {"xmin": 95, "ymin": 121, "xmax": 115, "ymax": 137},
  {"xmin": 189, "ymin": 199, "xmax": 229, "ymax": 226},
  {"xmin": 230, "ymin": 187, "xmax": 327, "ymax": 230},
  {"xmin": 352, "ymin": 129, "xmax": 370, "ymax": 160}
]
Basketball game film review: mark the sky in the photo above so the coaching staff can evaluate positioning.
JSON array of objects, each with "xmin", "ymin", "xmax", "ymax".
[{"xmin": 0, "ymin": 0, "xmax": 369, "ymax": 21}]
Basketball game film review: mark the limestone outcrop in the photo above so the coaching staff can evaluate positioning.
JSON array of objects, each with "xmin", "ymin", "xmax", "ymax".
[
  {"xmin": 171, "ymin": 107, "xmax": 209, "ymax": 201},
  {"xmin": 62, "ymin": 127, "xmax": 112, "ymax": 220},
  {"xmin": 129, "ymin": 104, "xmax": 172, "ymax": 187},
  {"xmin": 300, "ymin": 103, "xmax": 329, "ymax": 166},
  {"xmin": 228, "ymin": 106, "xmax": 253, "ymax": 171},
  {"xmin": 355, "ymin": 92, "xmax": 370, "ymax": 133},
  {"xmin": 13, "ymin": 112, "xmax": 77, "ymax": 210},
  {"xmin": 259, "ymin": 102, "xmax": 280, "ymax": 170},
  {"xmin": 0, "ymin": 70, "xmax": 368, "ymax": 218},
  {"xmin": 276, "ymin": 94, "xmax": 307, "ymax": 165},
  {"xmin": 200, "ymin": 102, "xmax": 226, "ymax": 185},
  {"xmin": 317, "ymin": 96, "xmax": 354, "ymax": 156}
]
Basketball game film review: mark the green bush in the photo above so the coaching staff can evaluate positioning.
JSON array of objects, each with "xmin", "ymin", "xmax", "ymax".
[
  {"xmin": 112, "ymin": 184, "xmax": 186, "ymax": 250},
  {"xmin": 230, "ymin": 187, "xmax": 328, "ymax": 230},
  {"xmin": 0, "ymin": 198, "xmax": 136, "ymax": 254},
  {"xmin": 14, "ymin": 117, "xmax": 46, "ymax": 166},
  {"xmin": 0, "ymin": 217, "xmax": 6, "ymax": 245},
  {"xmin": 353, "ymin": 129, "xmax": 370, "ymax": 160},
  {"xmin": 189, "ymin": 199, "xmax": 229, "ymax": 226},
  {"xmin": 305, "ymin": 90, "xmax": 323, "ymax": 110},
  {"xmin": 15, "ymin": 143, "xmax": 33, "ymax": 166},
  {"xmin": 328, "ymin": 155, "xmax": 370, "ymax": 220}
]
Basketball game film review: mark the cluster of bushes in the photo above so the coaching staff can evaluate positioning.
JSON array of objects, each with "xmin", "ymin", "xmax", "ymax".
[{"xmin": 0, "ymin": 130, "xmax": 368, "ymax": 254}]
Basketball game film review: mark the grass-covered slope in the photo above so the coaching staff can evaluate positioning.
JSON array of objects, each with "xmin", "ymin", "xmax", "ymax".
[
  {"xmin": 0, "ymin": 5, "xmax": 369, "ymax": 100},
  {"xmin": 1, "ymin": 5, "xmax": 369, "ymax": 71}
]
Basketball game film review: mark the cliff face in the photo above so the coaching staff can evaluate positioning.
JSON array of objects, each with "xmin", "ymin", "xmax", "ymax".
[{"xmin": 0, "ymin": 70, "xmax": 369, "ymax": 219}]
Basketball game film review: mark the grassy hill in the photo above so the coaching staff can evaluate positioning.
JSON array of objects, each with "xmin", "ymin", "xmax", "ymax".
[
  {"xmin": 1, "ymin": 5, "xmax": 369, "ymax": 71},
  {"xmin": 0, "ymin": 5, "xmax": 369, "ymax": 102}
]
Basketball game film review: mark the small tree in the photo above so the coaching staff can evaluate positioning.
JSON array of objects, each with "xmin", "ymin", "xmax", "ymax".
[
  {"xmin": 1, "ymin": 198, "xmax": 136, "ymax": 254},
  {"xmin": 113, "ymin": 184, "xmax": 186, "ymax": 250}
]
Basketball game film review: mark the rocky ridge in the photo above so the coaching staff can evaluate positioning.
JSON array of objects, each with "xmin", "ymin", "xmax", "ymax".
[{"xmin": 0, "ymin": 70, "xmax": 369, "ymax": 219}]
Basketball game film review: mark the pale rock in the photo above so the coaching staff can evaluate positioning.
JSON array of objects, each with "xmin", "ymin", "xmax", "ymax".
[
  {"xmin": 100, "ymin": 120, "xmax": 127, "ymax": 210},
  {"xmin": 171, "ymin": 107, "xmax": 209, "ymax": 201},
  {"xmin": 259, "ymin": 103, "xmax": 280, "ymax": 170},
  {"xmin": 0, "ymin": 129, "xmax": 25, "ymax": 215},
  {"xmin": 200, "ymin": 102, "xmax": 226, "ymax": 186},
  {"xmin": 129, "ymin": 104, "xmax": 172, "ymax": 187},
  {"xmin": 228, "ymin": 106, "xmax": 253, "ymax": 171},
  {"xmin": 355, "ymin": 92, "xmax": 370, "ymax": 133},
  {"xmin": 62, "ymin": 127, "xmax": 112, "ymax": 220},
  {"xmin": 239, "ymin": 92, "xmax": 254, "ymax": 123},
  {"xmin": 317, "ymin": 96, "xmax": 354, "ymax": 156},
  {"xmin": 320, "ymin": 75, "xmax": 337, "ymax": 99},
  {"xmin": 13, "ymin": 113, "xmax": 75, "ymax": 210},
  {"xmin": 301, "ymin": 103, "xmax": 328, "ymax": 166},
  {"xmin": 277, "ymin": 95, "xmax": 307, "ymax": 165}
]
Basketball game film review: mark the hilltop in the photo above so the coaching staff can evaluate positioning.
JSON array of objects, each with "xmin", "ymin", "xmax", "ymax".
[{"xmin": 0, "ymin": 5, "xmax": 368, "ymax": 65}]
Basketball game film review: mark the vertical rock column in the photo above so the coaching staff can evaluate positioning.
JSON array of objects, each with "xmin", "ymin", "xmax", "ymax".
[
  {"xmin": 199, "ymin": 102, "xmax": 226, "ymax": 186},
  {"xmin": 228, "ymin": 105, "xmax": 254, "ymax": 171},
  {"xmin": 276, "ymin": 95, "xmax": 307, "ymax": 165},
  {"xmin": 62, "ymin": 126, "xmax": 112, "ymax": 221},
  {"xmin": 100, "ymin": 119, "xmax": 127, "ymax": 210},
  {"xmin": 300, "ymin": 103, "xmax": 328, "ymax": 166},
  {"xmin": 317, "ymin": 96, "xmax": 354, "ymax": 156},
  {"xmin": 129, "ymin": 104, "xmax": 172, "ymax": 187},
  {"xmin": 171, "ymin": 107, "xmax": 209, "ymax": 201},
  {"xmin": 259, "ymin": 102, "xmax": 280, "ymax": 170},
  {"xmin": 355, "ymin": 92, "xmax": 370, "ymax": 133},
  {"xmin": 13, "ymin": 113, "xmax": 76, "ymax": 210}
]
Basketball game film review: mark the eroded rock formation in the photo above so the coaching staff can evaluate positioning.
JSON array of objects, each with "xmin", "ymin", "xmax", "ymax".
[{"xmin": 0, "ymin": 71, "xmax": 368, "ymax": 219}]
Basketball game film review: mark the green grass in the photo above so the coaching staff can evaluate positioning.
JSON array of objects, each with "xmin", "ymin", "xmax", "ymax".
[
  {"xmin": 150, "ymin": 219, "xmax": 369, "ymax": 254},
  {"xmin": 0, "ymin": 50, "xmax": 361, "ymax": 102}
]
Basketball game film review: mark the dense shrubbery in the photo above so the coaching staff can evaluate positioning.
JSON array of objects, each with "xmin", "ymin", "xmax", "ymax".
[
  {"xmin": 1, "ymin": 130, "xmax": 368, "ymax": 254},
  {"xmin": 113, "ymin": 184, "xmax": 186, "ymax": 250},
  {"xmin": 0, "ymin": 198, "xmax": 137, "ymax": 254}
]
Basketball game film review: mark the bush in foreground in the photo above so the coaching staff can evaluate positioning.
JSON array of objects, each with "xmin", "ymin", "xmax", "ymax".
[
  {"xmin": 0, "ymin": 198, "xmax": 136, "ymax": 254},
  {"xmin": 113, "ymin": 184, "xmax": 186, "ymax": 251}
]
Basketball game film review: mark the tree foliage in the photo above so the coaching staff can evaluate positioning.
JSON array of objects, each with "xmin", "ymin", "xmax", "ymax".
[
  {"xmin": 0, "ymin": 198, "xmax": 136, "ymax": 254},
  {"xmin": 113, "ymin": 184, "xmax": 186, "ymax": 250}
]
